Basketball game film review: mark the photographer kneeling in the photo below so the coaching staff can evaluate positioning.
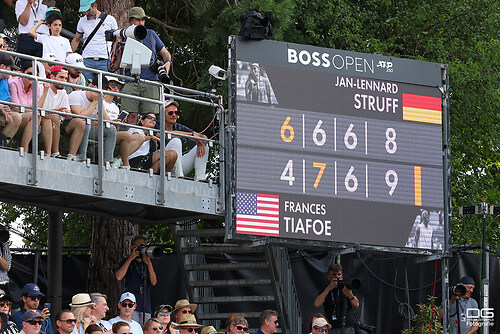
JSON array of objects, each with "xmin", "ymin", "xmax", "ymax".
[{"xmin": 115, "ymin": 236, "xmax": 157, "ymax": 326}]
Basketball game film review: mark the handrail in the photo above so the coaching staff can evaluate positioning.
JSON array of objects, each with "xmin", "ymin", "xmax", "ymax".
[{"xmin": 0, "ymin": 49, "xmax": 224, "ymax": 204}]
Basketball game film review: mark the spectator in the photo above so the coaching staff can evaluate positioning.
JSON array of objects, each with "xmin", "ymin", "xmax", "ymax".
[
  {"xmin": 70, "ymin": 293, "xmax": 95, "ymax": 334},
  {"xmin": 226, "ymin": 315, "xmax": 247, "ymax": 334},
  {"xmin": 124, "ymin": 113, "xmax": 177, "ymax": 173},
  {"xmin": 111, "ymin": 322, "xmax": 129, "ymax": 334},
  {"xmin": 69, "ymin": 76, "xmax": 116, "ymax": 163},
  {"xmin": 40, "ymin": 53, "xmax": 60, "ymax": 79},
  {"xmin": 84, "ymin": 325, "xmax": 102, "ymax": 334},
  {"xmin": 9, "ymin": 63, "xmax": 50, "ymax": 155},
  {"xmin": 201, "ymin": 327, "xmax": 223, "ymax": 334},
  {"xmin": 163, "ymin": 100, "xmax": 209, "ymax": 181},
  {"xmin": 0, "ymin": 54, "xmax": 21, "ymax": 147},
  {"xmin": 310, "ymin": 318, "xmax": 331, "ymax": 334},
  {"xmin": 20, "ymin": 310, "xmax": 44, "ymax": 334},
  {"xmin": 55, "ymin": 310, "xmax": 76, "ymax": 334},
  {"xmin": 40, "ymin": 64, "xmax": 87, "ymax": 159},
  {"xmin": 305, "ymin": 314, "xmax": 328, "ymax": 334},
  {"xmin": 0, "ymin": 0, "xmax": 12, "ymax": 34},
  {"xmin": 0, "ymin": 227, "xmax": 11, "ymax": 297},
  {"xmin": 120, "ymin": 7, "xmax": 172, "ymax": 116},
  {"xmin": 15, "ymin": 0, "xmax": 49, "ymax": 61},
  {"xmin": 64, "ymin": 53, "xmax": 87, "ymax": 94},
  {"xmin": 152, "ymin": 305, "xmax": 172, "ymax": 334},
  {"xmin": 0, "ymin": 289, "xmax": 17, "ymax": 334},
  {"xmin": 109, "ymin": 292, "xmax": 142, "ymax": 334},
  {"xmin": 28, "ymin": 7, "xmax": 71, "ymax": 63},
  {"xmin": 11, "ymin": 284, "xmax": 53, "ymax": 334},
  {"xmin": 0, "ymin": 34, "xmax": 10, "ymax": 51},
  {"xmin": 255, "ymin": 310, "xmax": 279, "ymax": 334},
  {"xmin": 89, "ymin": 293, "xmax": 111, "ymax": 333},
  {"xmin": 142, "ymin": 319, "xmax": 163, "ymax": 334},
  {"xmin": 103, "ymin": 75, "xmax": 141, "ymax": 170},
  {"xmin": 173, "ymin": 315, "xmax": 202, "ymax": 334},
  {"xmin": 71, "ymin": 0, "xmax": 117, "ymax": 81},
  {"xmin": 115, "ymin": 237, "xmax": 157, "ymax": 325},
  {"xmin": 169, "ymin": 300, "xmax": 196, "ymax": 331}
]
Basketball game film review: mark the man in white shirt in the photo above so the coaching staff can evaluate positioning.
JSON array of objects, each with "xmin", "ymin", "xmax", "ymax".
[
  {"xmin": 65, "ymin": 53, "xmax": 87, "ymax": 94},
  {"xmin": 90, "ymin": 293, "xmax": 112, "ymax": 333},
  {"xmin": 109, "ymin": 293, "xmax": 143, "ymax": 334},
  {"xmin": 71, "ymin": 0, "xmax": 117, "ymax": 81},
  {"xmin": 15, "ymin": 0, "xmax": 49, "ymax": 60}
]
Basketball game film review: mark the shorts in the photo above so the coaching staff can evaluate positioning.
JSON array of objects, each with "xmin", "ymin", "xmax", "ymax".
[
  {"xmin": 129, "ymin": 153, "xmax": 153, "ymax": 170},
  {"xmin": 121, "ymin": 82, "xmax": 162, "ymax": 115}
]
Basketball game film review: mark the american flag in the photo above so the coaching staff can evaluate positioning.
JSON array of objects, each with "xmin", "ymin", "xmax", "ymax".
[{"xmin": 236, "ymin": 192, "xmax": 280, "ymax": 236}]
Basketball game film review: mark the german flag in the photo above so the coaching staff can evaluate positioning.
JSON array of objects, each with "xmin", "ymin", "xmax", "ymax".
[{"xmin": 402, "ymin": 93, "xmax": 442, "ymax": 124}]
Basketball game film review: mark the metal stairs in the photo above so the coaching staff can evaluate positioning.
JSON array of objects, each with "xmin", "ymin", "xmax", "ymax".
[{"xmin": 172, "ymin": 222, "xmax": 302, "ymax": 333}]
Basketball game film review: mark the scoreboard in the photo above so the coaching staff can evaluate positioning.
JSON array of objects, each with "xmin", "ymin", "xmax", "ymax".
[{"xmin": 228, "ymin": 37, "xmax": 447, "ymax": 251}]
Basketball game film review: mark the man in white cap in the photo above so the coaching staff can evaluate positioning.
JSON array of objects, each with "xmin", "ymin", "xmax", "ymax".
[
  {"xmin": 109, "ymin": 292, "xmax": 143, "ymax": 334},
  {"xmin": 65, "ymin": 53, "xmax": 87, "ymax": 94},
  {"xmin": 311, "ymin": 318, "xmax": 331, "ymax": 334},
  {"xmin": 71, "ymin": 0, "xmax": 117, "ymax": 81}
]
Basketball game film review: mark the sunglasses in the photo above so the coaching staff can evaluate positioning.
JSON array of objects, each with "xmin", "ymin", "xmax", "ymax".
[
  {"xmin": 316, "ymin": 329, "xmax": 328, "ymax": 333},
  {"xmin": 0, "ymin": 301, "xmax": 11, "ymax": 307},
  {"xmin": 158, "ymin": 311, "xmax": 170, "ymax": 316},
  {"xmin": 27, "ymin": 296, "xmax": 40, "ymax": 301},
  {"xmin": 109, "ymin": 82, "xmax": 123, "ymax": 89},
  {"xmin": 274, "ymin": 320, "xmax": 279, "ymax": 325},
  {"xmin": 181, "ymin": 309, "xmax": 192, "ymax": 314},
  {"xmin": 144, "ymin": 115, "xmax": 157, "ymax": 121},
  {"xmin": 167, "ymin": 110, "xmax": 180, "ymax": 116},
  {"xmin": 182, "ymin": 329, "xmax": 198, "ymax": 333},
  {"xmin": 62, "ymin": 319, "xmax": 77, "ymax": 324},
  {"xmin": 121, "ymin": 302, "xmax": 135, "ymax": 308},
  {"xmin": 26, "ymin": 320, "xmax": 43, "ymax": 326},
  {"xmin": 235, "ymin": 326, "xmax": 248, "ymax": 331},
  {"xmin": 152, "ymin": 326, "xmax": 164, "ymax": 331},
  {"xmin": 25, "ymin": 72, "xmax": 33, "ymax": 76}
]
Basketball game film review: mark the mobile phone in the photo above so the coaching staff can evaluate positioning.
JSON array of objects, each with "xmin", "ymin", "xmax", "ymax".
[
  {"xmin": 44, "ymin": 303, "xmax": 51, "ymax": 311},
  {"xmin": 118, "ymin": 110, "xmax": 129, "ymax": 122}
]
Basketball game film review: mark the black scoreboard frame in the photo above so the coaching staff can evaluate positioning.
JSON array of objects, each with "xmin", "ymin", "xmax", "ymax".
[{"xmin": 225, "ymin": 36, "xmax": 451, "ymax": 256}]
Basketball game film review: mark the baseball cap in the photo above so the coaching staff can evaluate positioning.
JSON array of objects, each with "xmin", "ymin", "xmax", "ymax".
[
  {"xmin": 42, "ymin": 53, "xmax": 60, "ymax": 64},
  {"xmin": 165, "ymin": 100, "xmax": 179, "ymax": 108},
  {"xmin": 65, "ymin": 53, "xmax": 86, "ymax": 69},
  {"xmin": 312, "ymin": 318, "xmax": 331, "ymax": 329},
  {"xmin": 128, "ymin": 7, "xmax": 150, "ymax": 19},
  {"xmin": 45, "ymin": 7, "xmax": 62, "ymax": 21},
  {"xmin": 22, "ymin": 283, "xmax": 45, "ymax": 296},
  {"xmin": 0, "ymin": 53, "xmax": 18, "ymax": 70},
  {"xmin": 119, "ymin": 292, "xmax": 136, "ymax": 303},
  {"xmin": 51, "ymin": 65, "xmax": 68, "ymax": 74},
  {"xmin": 79, "ymin": 0, "xmax": 96, "ymax": 12},
  {"xmin": 22, "ymin": 309, "xmax": 43, "ymax": 322},
  {"xmin": 104, "ymin": 75, "xmax": 125, "ymax": 85}
]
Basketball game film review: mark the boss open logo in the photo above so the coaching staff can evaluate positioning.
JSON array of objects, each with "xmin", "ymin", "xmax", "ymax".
[{"xmin": 466, "ymin": 308, "xmax": 494, "ymax": 327}]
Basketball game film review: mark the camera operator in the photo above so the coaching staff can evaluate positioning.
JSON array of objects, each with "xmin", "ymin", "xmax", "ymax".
[
  {"xmin": 120, "ymin": 7, "xmax": 172, "ymax": 117},
  {"xmin": 438, "ymin": 276, "xmax": 478, "ymax": 334},
  {"xmin": 313, "ymin": 264, "xmax": 359, "ymax": 334},
  {"xmin": 115, "ymin": 236, "xmax": 157, "ymax": 326},
  {"xmin": 0, "ymin": 226, "xmax": 11, "ymax": 295}
]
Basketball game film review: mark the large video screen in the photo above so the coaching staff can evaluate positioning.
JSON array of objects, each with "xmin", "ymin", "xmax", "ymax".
[{"xmin": 230, "ymin": 37, "xmax": 445, "ymax": 251}]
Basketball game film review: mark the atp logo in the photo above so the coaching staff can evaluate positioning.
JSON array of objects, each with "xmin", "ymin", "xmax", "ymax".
[{"xmin": 377, "ymin": 60, "xmax": 393, "ymax": 73}]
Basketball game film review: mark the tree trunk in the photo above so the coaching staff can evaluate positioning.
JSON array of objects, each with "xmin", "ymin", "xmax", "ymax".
[
  {"xmin": 97, "ymin": 0, "xmax": 134, "ymax": 28},
  {"xmin": 88, "ymin": 217, "xmax": 138, "ymax": 316},
  {"xmin": 87, "ymin": 0, "xmax": 135, "ymax": 317}
]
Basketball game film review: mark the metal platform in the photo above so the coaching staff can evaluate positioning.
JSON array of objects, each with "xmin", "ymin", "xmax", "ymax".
[{"xmin": 0, "ymin": 148, "xmax": 222, "ymax": 223}]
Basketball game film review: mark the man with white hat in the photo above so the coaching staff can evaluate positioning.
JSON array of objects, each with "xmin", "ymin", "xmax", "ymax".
[
  {"xmin": 109, "ymin": 292, "xmax": 143, "ymax": 334},
  {"xmin": 174, "ymin": 314, "xmax": 202, "ymax": 334},
  {"xmin": 65, "ymin": 53, "xmax": 87, "ymax": 94},
  {"xmin": 71, "ymin": 0, "xmax": 117, "ymax": 81},
  {"xmin": 311, "ymin": 318, "xmax": 331, "ymax": 334}
]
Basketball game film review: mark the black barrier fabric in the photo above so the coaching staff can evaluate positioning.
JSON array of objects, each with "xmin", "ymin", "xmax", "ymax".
[{"xmin": 10, "ymin": 252, "xmax": 499, "ymax": 333}]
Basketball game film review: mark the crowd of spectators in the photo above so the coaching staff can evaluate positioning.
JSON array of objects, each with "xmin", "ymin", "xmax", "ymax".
[{"xmin": 0, "ymin": 1, "xmax": 209, "ymax": 181}]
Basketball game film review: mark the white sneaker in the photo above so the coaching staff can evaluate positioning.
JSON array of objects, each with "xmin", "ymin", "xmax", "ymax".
[
  {"xmin": 120, "ymin": 165, "xmax": 131, "ymax": 170},
  {"xmin": 67, "ymin": 154, "xmax": 77, "ymax": 161},
  {"xmin": 111, "ymin": 158, "xmax": 122, "ymax": 168},
  {"xmin": 51, "ymin": 152, "xmax": 60, "ymax": 158}
]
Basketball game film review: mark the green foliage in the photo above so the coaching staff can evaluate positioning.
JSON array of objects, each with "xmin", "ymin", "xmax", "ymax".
[{"xmin": 401, "ymin": 296, "xmax": 443, "ymax": 334}]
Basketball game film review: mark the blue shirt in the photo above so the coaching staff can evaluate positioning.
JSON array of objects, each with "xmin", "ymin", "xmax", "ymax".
[
  {"xmin": 118, "ymin": 258, "xmax": 151, "ymax": 313},
  {"xmin": 125, "ymin": 29, "xmax": 165, "ymax": 81},
  {"xmin": 0, "ymin": 78, "xmax": 10, "ymax": 102}
]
